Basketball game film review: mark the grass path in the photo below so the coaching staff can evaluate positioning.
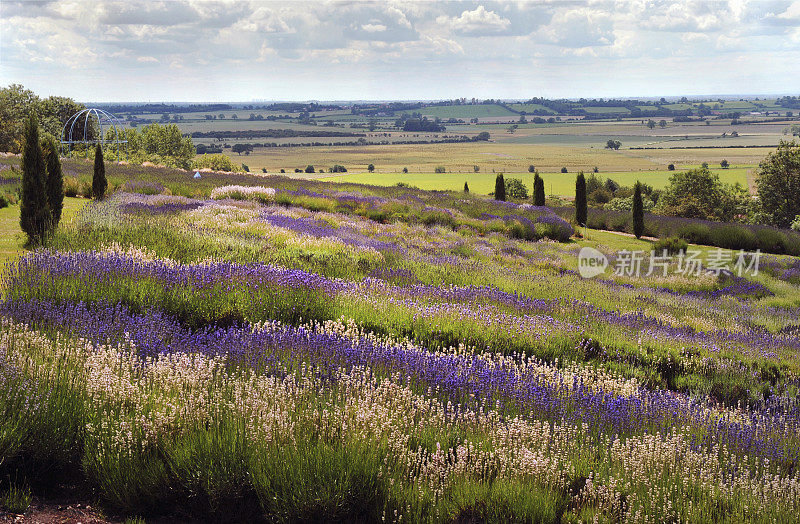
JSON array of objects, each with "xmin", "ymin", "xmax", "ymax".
[{"xmin": 0, "ymin": 197, "xmax": 88, "ymax": 270}]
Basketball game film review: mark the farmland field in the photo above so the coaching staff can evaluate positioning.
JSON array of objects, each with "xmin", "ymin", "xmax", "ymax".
[{"xmin": 321, "ymin": 167, "xmax": 750, "ymax": 196}]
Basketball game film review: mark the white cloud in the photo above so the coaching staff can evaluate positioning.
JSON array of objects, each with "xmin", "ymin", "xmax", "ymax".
[
  {"xmin": 362, "ymin": 23, "xmax": 387, "ymax": 33},
  {"xmin": 446, "ymin": 5, "xmax": 511, "ymax": 36},
  {"xmin": 0, "ymin": 0, "xmax": 798, "ymax": 101}
]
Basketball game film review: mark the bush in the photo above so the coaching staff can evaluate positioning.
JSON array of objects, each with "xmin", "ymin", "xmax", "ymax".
[
  {"xmin": 505, "ymin": 178, "xmax": 528, "ymax": 199},
  {"xmin": 528, "ymin": 165, "xmax": 535, "ymax": 173},
  {"xmin": 675, "ymin": 223, "xmax": 712, "ymax": 245},
  {"xmin": 494, "ymin": 174, "xmax": 506, "ymax": 201},
  {"xmin": 434, "ymin": 166, "xmax": 446, "ymax": 173},
  {"xmin": 588, "ymin": 188, "xmax": 612, "ymax": 205},
  {"xmin": 754, "ymin": 228, "xmax": 788, "ymax": 254},
  {"xmin": 561, "ymin": 167, "xmax": 568, "ymax": 173},
  {"xmin": 652, "ymin": 237, "xmax": 688, "ymax": 255},
  {"xmin": 708, "ymin": 225, "xmax": 759, "ymax": 251},
  {"xmin": 79, "ymin": 180, "xmax": 92, "ymax": 198},
  {"xmin": 193, "ymin": 154, "xmax": 239, "ymax": 172},
  {"xmin": 575, "ymin": 173, "xmax": 587, "ymax": 226},
  {"xmin": 632, "ymin": 182, "xmax": 644, "ymax": 239},
  {"xmin": 792, "ymin": 215, "xmax": 800, "ymax": 231},
  {"xmin": 668, "ymin": 164, "xmax": 675, "ymax": 171},
  {"xmin": 305, "ymin": 165, "xmax": 315, "ymax": 173}
]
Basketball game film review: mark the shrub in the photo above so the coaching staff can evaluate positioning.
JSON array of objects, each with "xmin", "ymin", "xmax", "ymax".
[
  {"xmin": 92, "ymin": 144, "xmax": 107, "ymax": 200},
  {"xmin": 494, "ymin": 174, "xmax": 506, "ymax": 201},
  {"xmin": 305, "ymin": 165, "xmax": 315, "ymax": 173},
  {"xmin": 211, "ymin": 185, "xmax": 276, "ymax": 203},
  {"xmin": 668, "ymin": 164, "xmax": 675, "ymax": 171},
  {"xmin": 575, "ymin": 173, "xmax": 587, "ymax": 226},
  {"xmin": 193, "ymin": 154, "xmax": 239, "ymax": 172},
  {"xmin": 402, "ymin": 167, "xmax": 408, "ymax": 173},
  {"xmin": 561, "ymin": 167, "xmax": 568, "ymax": 173},
  {"xmin": 434, "ymin": 166, "xmax": 446, "ymax": 173},
  {"xmin": 42, "ymin": 136, "xmax": 64, "ymax": 228},
  {"xmin": 675, "ymin": 223, "xmax": 712, "ymax": 245},
  {"xmin": 505, "ymin": 178, "xmax": 528, "ymax": 199},
  {"xmin": 792, "ymin": 215, "xmax": 800, "ymax": 231},
  {"xmin": 20, "ymin": 113, "xmax": 51, "ymax": 246},
  {"xmin": 633, "ymin": 182, "xmax": 644, "ymax": 238},
  {"xmin": 588, "ymin": 188, "xmax": 612, "ymax": 205},
  {"xmin": 0, "ymin": 193, "xmax": 8, "ymax": 208},
  {"xmin": 754, "ymin": 228, "xmax": 788, "ymax": 254},
  {"xmin": 464, "ymin": 182, "xmax": 469, "ymax": 193},
  {"xmin": 79, "ymin": 180, "xmax": 93, "ymax": 198},
  {"xmin": 652, "ymin": 237, "xmax": 688, "ymax": 255},
  {"xmin": 528, "ymin": 165, "xmax": 535, "ymax": 173},
  {"xmin": 708, "ymin": 225, "xmax": 759, "ymax": 251},
  {"xmin": 533, "ymin": 173, "xmax": 545, "ymax": 206}
]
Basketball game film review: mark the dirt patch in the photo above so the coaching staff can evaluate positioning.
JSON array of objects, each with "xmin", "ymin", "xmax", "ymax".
[{"xmin": 1, "ymin": 499, "xmax": 117, "ymax": 524}]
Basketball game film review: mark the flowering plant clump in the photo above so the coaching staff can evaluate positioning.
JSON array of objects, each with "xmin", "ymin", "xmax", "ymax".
[{"xmin": 210, "ymin": 184, "xmax": 276, "ymax": 202}]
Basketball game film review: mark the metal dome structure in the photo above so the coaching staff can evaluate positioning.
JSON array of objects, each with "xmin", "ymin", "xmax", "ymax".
[{"xmin": 60, "ymin": 108, "xmax": 127, "ymax": 156}]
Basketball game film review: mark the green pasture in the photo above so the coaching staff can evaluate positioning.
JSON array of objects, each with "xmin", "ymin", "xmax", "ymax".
[
  {"xmin": 508, "ymin": 103, "xmax": 555, "ymax": 114},
  {"xmin": 583, "ymin": 106, "xmax": 631, "ymax": 114},
  {"xmin": 401, "ymin": 104, "xmax": 516, "ymax": 119},
  {"xmin": 321, "ymin": 167, "xmax": 750, "ymax": 196}
]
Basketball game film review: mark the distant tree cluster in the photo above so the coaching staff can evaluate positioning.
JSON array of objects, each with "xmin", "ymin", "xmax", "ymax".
[
  {"xmin": 106, "ymin": 123, "xmax": 194, "ymax": 169},
  {"xmin": 0, "ymin": 84, "xmax": 85, "ymax": 153},
  {"xmin": 402, "ymin": 118, "xmax": 446, "ymax": 133}
]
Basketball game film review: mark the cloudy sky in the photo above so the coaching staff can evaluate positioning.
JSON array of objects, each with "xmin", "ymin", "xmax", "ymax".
[{"xmin": 1, "ymin": 0, "xmax": 799, "ymax": 102}]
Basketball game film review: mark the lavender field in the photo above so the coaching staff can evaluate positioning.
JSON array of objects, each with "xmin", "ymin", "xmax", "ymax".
[{"xmin": 2, "ymin": 172, "xmax": 800, "ymax": 523}]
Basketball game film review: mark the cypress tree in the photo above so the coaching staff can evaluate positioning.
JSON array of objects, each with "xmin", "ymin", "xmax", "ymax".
[
  {"xmin": 42, "ymin": 136, "xmax": 64, "ymax": 229},
  {"xmin": 575, "ymin": 172, "xmax": 587, "ymax": 226},
  {"xmin": 464, "ymin": 181, "xmax": 469, "ymax": 193},
  {"xmin": 533, "ymin": 172, "xmax": 545, "ymax": 206},
  {"xmin": 633, "ymin": 181, "xmax": 645, "ymax": 239},
  {"xmin": 494, "ymin": 173, "xmax": 506, "ymax": 201},
  {"xmin": 93, "ymin": 143, "xmax": 107, "ymax": 199},
  {"xmin": 20, "ymin": 114, "xmax": 51, "ymax": 246}
]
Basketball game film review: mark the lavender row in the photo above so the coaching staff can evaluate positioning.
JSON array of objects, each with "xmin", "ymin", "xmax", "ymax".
[
  {"xmin": 6, "ymin": 250, "xmax": 800, "ymax": 357},
  {"xmin": 2, "ymin": 298, "xmax": 798, "ymax": 469}
]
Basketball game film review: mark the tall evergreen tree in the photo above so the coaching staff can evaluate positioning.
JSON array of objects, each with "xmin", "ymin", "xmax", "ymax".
[
  {"xmin": 42, "ymin": 136, "xmax": 64, "ymax": 228},
  {"xmin": 93, "ymin": 143, "xmax": 107, "ymax": 199},
  {"xmin": 632, "ymin": 181, "xmax": 645, "ymax": 239},
  {"xmin": 20, "ymin": 114, "xmax": 51, "ymax": 246},
  {"xmin": 533, "ymin": 172, "xmax": 545, "ymax": 206},
  {"xmin": 464, "ymin": 181, "xmax": 469, "ymax": 193},
  {"xmin": 575, "ymin": 172, "xmax": 587, "ymax": 226},
  {"xmin": 494, "ymin": 173, "xmax": 506, "ymax": 201}
]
